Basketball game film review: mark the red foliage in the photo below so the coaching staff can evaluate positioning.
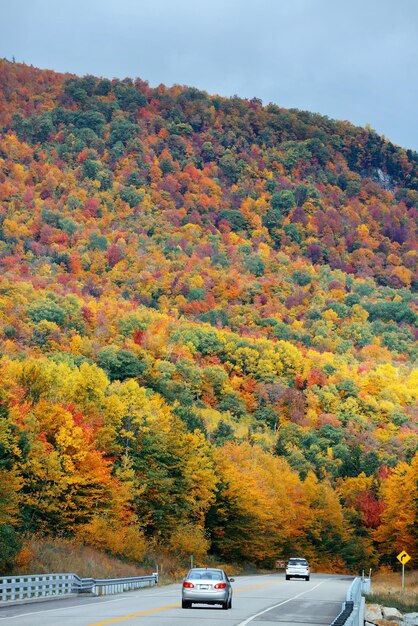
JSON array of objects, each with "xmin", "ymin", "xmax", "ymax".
[
  {"xmin": 357, "ymin": 491, "xmax": 384, "ymax": 528},
  {"xmin": 84, "ymin": 197, "xmax": 100, "ymax": 217},
  {"xmin": 133, "ymin": 329, "xmax": 146, "ymax": 345}
]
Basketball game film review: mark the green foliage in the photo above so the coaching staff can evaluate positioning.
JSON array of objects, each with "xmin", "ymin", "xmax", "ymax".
[
  {"xmin": 243, "ymin": 254, "xmax": 265, "ymax": 277},
  {"xmin": 109, "ymin": 118, "xmax": 139, "ymax": 145},
  {"xmin": 117, "ymin": 315, "xmax": 148, "ymax": 337},
  {"xmin": 119, "ymin": 186, "xmax": 143, "ymax": 208},
  {"xmin": 292, "ymin": 270, "xmax": 311, "ymax": 286},
  {"xmin": 217, "ymin": 393, "xmax": 247, "ymax": 418},
  {"xmin": 0, "ymin": 524, "xmax": 21, "ymax": 572},
  {"xmin": 97, "ymin": 347, "xmax": 145, "ymax": 381},
  {"xmin": 219, "ymin": 150, "xmax": 241, "ymax": 182},
  {"xmin": 173, "ymin": 405, "xmax": 206, "ymax": 434},
  {"xmin": 82, "ymin": 158, "xmax": 101, "ymax": 179},
  {"xmin": 217, "ymin": 209, "xmax": 247, "ymax": 231},
  {"xmin": 89, "ymin": 232, "xmax": 108, "ymax": 250},
  {"xmin": 212, "ymin": 421, "xmax": 235, "ymax": 446},
  {"xmin": 270, "ymin": 190, "xmax": 296, "ymax": 214},
  {"xmin": 75, "ymin": 111, "xmax": 106, "ymax": 135},
  {"xmin": 284, "ymin": 223, "xmax": 301, "ymax": 242},
  {"xmin": 187, "ymin": 287, "xmax": 206, "ymax": 301},
  {"xmin": 366, "ymin": 301, "xmax": 416, "ymax": 324},
  {"xmin": 113, "ymin": 83, "xmax": 147, "ymax": 111},
  {"xmin": 28, "ymin": 300, "xmax": 66, "ymax": 326}
]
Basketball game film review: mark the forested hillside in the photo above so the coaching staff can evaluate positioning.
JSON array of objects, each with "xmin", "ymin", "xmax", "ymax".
[{"xmin": 0, "ymin": 59, "xmax": 417, "ymax": 572}]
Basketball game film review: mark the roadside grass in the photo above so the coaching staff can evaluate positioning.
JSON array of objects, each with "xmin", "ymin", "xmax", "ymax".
[
  {"xmin": 13, "ymin": 537, "xmax": 151, "ymax": 578},
  {"xmin": 365, "ymin": 569, "xmax": 418, "ymax": 613}
]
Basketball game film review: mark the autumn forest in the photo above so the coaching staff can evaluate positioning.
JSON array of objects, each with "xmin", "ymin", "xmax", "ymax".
[{"xmin": 0, "ymin": 59, "xmax": 417, "ymax": 573}]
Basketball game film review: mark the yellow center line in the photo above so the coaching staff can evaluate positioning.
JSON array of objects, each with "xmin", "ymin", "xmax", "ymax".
[{"xmin": 87, "ymin": 580, "xmax": 283, "ymax": 625}]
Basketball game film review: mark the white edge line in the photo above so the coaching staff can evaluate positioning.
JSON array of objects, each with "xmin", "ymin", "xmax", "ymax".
[{"xmin": 236, "ymin": 579, "xmax": 326, "ymax": 626}]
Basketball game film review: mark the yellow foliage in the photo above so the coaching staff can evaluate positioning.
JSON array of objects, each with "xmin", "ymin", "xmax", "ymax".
[
  {"xmin": 69, "ymin": 334, "xmax": 93, "ymax": 357},
  {"xmin": 391, "ymin": 265, "xmax": 412, "ymax": 288},
  {"xmin": 356, "ymin": 223, "xmax": 370, "ymax": 242},
  {"xmin": 211, "ymin": 442, "xmax": 306, "ymax": 562},
  {"xmin": 2, "ymin": 218, "xmax": 21, "ymax": 239},
  {"xmin": 336, "ymin": 472, "xmax": 373, "ymax": 506},
  {"xmin": 323, "ymin": 309, "xmax": 339, "ymax": 323},
  {"xmin": 375, "ymin": 453, "xmax": 418, "ymax": 555},
  {"xmin": 258, "ymin": 241, "xmax": 271, "ymax": 260},
  {"xmin": 0, "ymin": 469, "xmax": 22, "ymax": 524},
  {"xmin": 188, "ymin": 274, "xmax": 204, "ymax": 289},
  {"xmin": 120, "ymin": 526, "xmax": 148, "ymax": 562},
  {"xmin": 373, "ymin": 423, "xmax": 397, "ymax": 444},
  {"xmin": 77, "ymin": 517, "xmax": 147, "ymax": 561},
  {"xmin": 350, "ymin": 304, "xmax": 369, "ymax": 322},
  {"xmin": 167, "ymin": 524, "xmax": 210, "ymax": 563}
]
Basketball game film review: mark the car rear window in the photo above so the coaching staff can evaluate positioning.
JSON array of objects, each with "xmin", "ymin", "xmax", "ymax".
[
  {"xmin": 189, "ymin": 569, "xmax": 223, "ymax": 580},
  {"xmin": 288, "ymin": 559, "xmax": 308, "ymax": 565}
]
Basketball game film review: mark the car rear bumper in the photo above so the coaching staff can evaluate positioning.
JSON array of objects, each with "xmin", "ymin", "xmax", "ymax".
[{"xmin": 182, "ymin": 589, "xmax": 229, "ymax": 603}]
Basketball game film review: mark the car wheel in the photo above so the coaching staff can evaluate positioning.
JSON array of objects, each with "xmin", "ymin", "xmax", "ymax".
[
  {"xmin": 306, "ymin": 576, "xmax": 310, "ymax": 581},
  {"xmin": 228, "ymin": 597, "xmax": 232, "ymax": 609},
  {"xmin": 182, "ymin": 600, "xmax": 191, "ymax": 608},
  {"xmin": 222, "ymin": 600, "xmax": 229, "ymax": 610},
  {"xmin": 285, "ymin": 575, "xmax": 290, "ymax": 580}
]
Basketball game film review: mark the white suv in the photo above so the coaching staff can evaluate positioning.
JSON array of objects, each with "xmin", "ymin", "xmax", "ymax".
[{"xmin": 285, "ymin": 557, "xmax": 310, "ymax": 581}]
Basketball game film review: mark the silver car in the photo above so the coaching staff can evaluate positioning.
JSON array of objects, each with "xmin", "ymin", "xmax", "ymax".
[{"xmin": 182, "ymin": 567, "xmax": 234, "ymax": 609}]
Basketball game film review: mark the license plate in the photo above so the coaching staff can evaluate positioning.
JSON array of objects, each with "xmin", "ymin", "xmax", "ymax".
[{"xmin": 199, "ymin": 584, "xmax": 210, "ymax": 590}]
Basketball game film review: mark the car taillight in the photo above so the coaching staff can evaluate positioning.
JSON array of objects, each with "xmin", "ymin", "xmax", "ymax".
[
  {"xmin": 183, "ymin": 581, "xmax": 194, "ymax": 588},
  {"xmin": 214, "ymin": 583, "xmax": 226, "ymax": 589}
]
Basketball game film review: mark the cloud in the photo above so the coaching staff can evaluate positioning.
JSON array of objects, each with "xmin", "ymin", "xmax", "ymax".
[{"xmin": 1, "ymin": 0, "xmax": 417, "ymax": 149}]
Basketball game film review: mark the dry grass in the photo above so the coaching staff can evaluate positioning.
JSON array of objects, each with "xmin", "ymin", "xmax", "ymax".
[
  {"xmin": 13, "ymin": 537, "xmax": 152, "ymax": 579},
  {"xmin": 365, "ymin": 569, "xmax": 418, "ymax": 614}
]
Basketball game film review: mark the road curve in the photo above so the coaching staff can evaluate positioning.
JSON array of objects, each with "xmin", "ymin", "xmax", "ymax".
[{"xmin": 0, "ymin": 573, "xmax": 352, "ymax": 626}]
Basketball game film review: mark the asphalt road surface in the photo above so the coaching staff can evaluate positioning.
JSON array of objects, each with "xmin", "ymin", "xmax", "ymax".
[{"xmin": 0, "ymin": 573, "xmax": 352, "ymax": 626}]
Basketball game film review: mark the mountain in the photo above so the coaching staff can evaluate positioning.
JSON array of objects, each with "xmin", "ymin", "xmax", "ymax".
[{"xmin": 0, "ymin": 59, "xmax": 416, "ymax": 572}]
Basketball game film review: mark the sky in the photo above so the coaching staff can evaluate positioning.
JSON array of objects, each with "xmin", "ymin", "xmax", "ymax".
[{"xmin": 1, "ymin": 0, "xmax": 418, "ymax": 151}]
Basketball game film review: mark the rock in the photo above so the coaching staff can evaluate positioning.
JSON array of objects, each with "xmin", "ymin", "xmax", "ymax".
[
  {"xmin": 382, "ymin": 606, "xmax": 403, "ymax": 621},
  {"xmin": 365, "ymin": 622, "xmax": 376, "ymax": 626},
  {"xmin": 375, "ymin": 620, "xmax": 401, "ymax": 626},
  {"xmin": 366, "ymin": 604, "xmax": 383, "ymax": 622},
  {"xmin": 404, "ymin": 613, "xmax": 418, "ymax": 626}
]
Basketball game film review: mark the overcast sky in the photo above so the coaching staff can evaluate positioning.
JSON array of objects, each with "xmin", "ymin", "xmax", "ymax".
[{"xmin": 1, "ymin": 0, "xmax": 417, "ymax": 150}]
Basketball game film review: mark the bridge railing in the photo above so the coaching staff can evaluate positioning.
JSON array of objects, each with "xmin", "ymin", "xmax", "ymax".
[
  {"xmin": 73, "ymin": 573, "xmax": 158, "ymax": 596},
  {"xmin": 330, "ymin": 575, "xmax": 370, "ymax": 626},
  {"xmin": 0, "ymin": 573, "xmax": 75, "ymax": 603},
  {"xmin": 0, "ymin": 572, "xmax": 158, "ymax": 605}
]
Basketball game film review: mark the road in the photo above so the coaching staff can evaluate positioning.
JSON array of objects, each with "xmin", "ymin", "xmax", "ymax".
[{"xmin": 0, "ymin": 573, "xmax": 351, "ymax": 626}]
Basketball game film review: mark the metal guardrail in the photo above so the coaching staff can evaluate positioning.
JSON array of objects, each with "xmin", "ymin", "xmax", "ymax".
[
  {"xmin": 330, "ymin": 576, "xmax": 369, "ymax": 626},
  {"xmin": 0, "ymin": 573, "xmax": 75, "ymax": 603},
  {"xmin": 0, "ymin": 572, "xmax": 158, "ymax": 605},
  {"xmin": 73, "ymin": 573, "xmax": 158, "ymax": 596}
]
